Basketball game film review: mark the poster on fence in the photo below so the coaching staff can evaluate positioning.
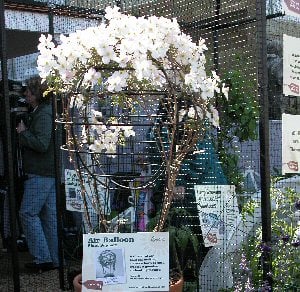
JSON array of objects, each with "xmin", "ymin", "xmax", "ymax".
[
  {"xmin": 282, "ymin": 0, "xmax": 300, "ymax": 18},
  {"xmin": 283, "ymin": 34, "xmax": 300, "ymax": 97},
  {"xmin": 82, "ymin": 232, "xmax": 169, "ymax": 291},
  {"xmin": 282, "ymin": 113, "xmax": 300, "ymax": 174},
  {"xmin": 64, "ymin": 169, "xmax": 110, "ymax": 214},
  {"xmin": 194, "ymin": 185, "xmax": 240, "ymax": 247},
  {"xmin": 129, "ymin": 177, "xmax": 154, "ymax": 232}
]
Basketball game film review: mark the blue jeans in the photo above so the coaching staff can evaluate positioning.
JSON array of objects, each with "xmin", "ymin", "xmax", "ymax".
[{"xmin": 19, "ymin": 175, "xmax": 58, "ymax": 265}]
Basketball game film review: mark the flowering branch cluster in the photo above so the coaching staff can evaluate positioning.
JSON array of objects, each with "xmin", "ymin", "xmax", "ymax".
[
  {"xmin": 38, "ymin": 6, "xmax": 226, "ymax": 95},
  {"xmin": 79, "ymin": 107, "xmax": 135, "ymax": 156},
  {"xmin": 37, "ymin": 6, "xmax": 228, "ymax": 231},
  {"xmin": 37, "ymin": 6, "xmax": 227, "ymax": 157}
]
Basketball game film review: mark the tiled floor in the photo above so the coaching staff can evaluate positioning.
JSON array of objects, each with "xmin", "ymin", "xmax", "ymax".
[
  {"xmin": 0, "ymin": 255, "xmax": 64, "ymax": 291},
  {"xmin": 0, "ymin": 239, "xmax": 73, "ymax": 292}
]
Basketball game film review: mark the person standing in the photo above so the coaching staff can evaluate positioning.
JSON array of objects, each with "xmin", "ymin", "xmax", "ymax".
[{"xmin": 16, "ymin": 76, "xmax": 58, "ymax": 272}]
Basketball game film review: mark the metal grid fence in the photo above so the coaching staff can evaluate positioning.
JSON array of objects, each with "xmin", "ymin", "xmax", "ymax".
[{"xmin": 0, "ymin": 0, "xmax": 300, "ymax": 291}]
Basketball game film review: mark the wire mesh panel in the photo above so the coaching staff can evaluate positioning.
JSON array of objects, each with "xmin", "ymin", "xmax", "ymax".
[
  {"xmin": 1, "ymin": 1, "xmax": 63, "ymax": 291},
  {"xmin": 1, "ymin": 0, "xmax": 299, "ymax": 291},
  {"xmin": 49, "ymin": 1, "xmax": 263, "ymax": 291},
  {"xmin": 0, "ymin": 9, "xmax": 16, "ymax": 284},
  {"xmin": 265, "ymin": 1, "xmax": 300, "ymax": 291},
  {"xmin": 267, "ymin": 1, "xmax": 300, "ymax": 119}
]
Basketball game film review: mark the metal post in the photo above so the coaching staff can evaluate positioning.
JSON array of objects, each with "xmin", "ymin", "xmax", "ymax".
[
  {"xmin": 0, "ymin": 0, "xmax": 20, "ymax": 291},
  {"xmin": 256, "ymin": 0, "xmax": 272, "ymax": 287},
  {"xmin": 52, "ymin": 87, "xmax": 66, "ymax": 291},
  {"xmin": 213, "ymin": 0, "xmax": 221, "ymax": 74},
  {"xmin": 48, "ymin": 4, "xmax": 65, "ymax": 290}
]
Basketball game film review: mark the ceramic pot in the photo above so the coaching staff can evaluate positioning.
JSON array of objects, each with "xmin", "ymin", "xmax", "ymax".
[
  {"xmin": 73, "ymin": 273, "xmax": 82, "ymax": 292},
  {"xmin": 169, "ymin": 276, "xmax": 184, "ymax": 292}
]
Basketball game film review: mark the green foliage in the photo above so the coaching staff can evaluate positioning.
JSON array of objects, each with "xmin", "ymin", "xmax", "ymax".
[
  {"xmin": 232, "ymin": 178, "xmax": 300, "ymax": 291},
  {"xmin": 217, "ymin": 63, "xmax": 259, "ymax": 193},
  {"xmin": 147, "ymin": 206, "xmax": 199, "ymax": 276},
  {"xmin": 218, "ymin": 68, "xmax": 259, "ymax": 141},
  {"xmin": 241, "ymin": 198, "xmax": 258, "ymax": 221}
]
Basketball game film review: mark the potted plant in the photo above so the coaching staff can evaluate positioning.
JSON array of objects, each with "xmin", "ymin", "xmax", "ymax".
[{"xmin": 37, "ymin": 5, "xmax": 227, "ymax": 291}]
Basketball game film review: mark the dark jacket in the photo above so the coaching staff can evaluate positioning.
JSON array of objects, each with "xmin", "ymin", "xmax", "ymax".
[{"xmin": 19, "ymin": 103, "xmax": 55, "ymax": 177}]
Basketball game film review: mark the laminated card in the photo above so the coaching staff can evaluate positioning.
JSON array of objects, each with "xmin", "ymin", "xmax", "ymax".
[
  {"xmin": 283, "ymin": 34, "xmax": 300, "ymax": 97},
  {"xmin": 194, "ymin": 185, "xmax": 240, "ymax": 247},
  {"xmin": 82, "ymin": 232, "xmax": 169, "ymax": 291}
]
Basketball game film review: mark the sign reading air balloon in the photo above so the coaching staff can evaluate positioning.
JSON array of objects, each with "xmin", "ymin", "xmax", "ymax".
[
  {"xmin": 282, "ymin": 113, "xmax": 300, "ymax": 174},
  {"xmin": 82, "ymin": 233, "xmax": 169, "ymax": 291},
  {"xmin": 283, "ymin": 34, "xmax": 300, "ymax": 97},
  {"xmin": 283, "ymin": 0, "xmax": 300, "ymax": 18}
]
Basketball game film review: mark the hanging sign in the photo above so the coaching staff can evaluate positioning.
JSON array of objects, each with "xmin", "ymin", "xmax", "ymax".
[
  {"xmin": 282, "ymin": 113, "xmax": 300, "ymax": 174},
  {"xmin": 64, "ymin": 169, "xmax": 110, "ymax": 214},
  {"xmin": 82, "ymin": 232, "xmax": 169, "ymax": 291},
  {"xmin": 283, "ymin": 34, "xmax": 300, "ymax": 97},
  {"xmin": 282, "ymin": 0, "xmax": 300, "ymax": 18},
  {"xmin": 194, "ymin": 185, "xmax": 240, "ymax": 247}
]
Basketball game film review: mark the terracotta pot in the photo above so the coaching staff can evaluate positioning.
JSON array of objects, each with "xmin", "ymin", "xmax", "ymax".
[
  {"xmin": 169, "ymin": 276, "xmax": 184, "ymax": 292},
  {"xmin": 73, "ymin": 273, "xmax": 82, "ymax": 292}
]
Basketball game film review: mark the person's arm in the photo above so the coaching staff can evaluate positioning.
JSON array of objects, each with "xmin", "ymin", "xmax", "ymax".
[{"xmin": 18, "ymin": 112, "xmax": 52, "ymax": 153}]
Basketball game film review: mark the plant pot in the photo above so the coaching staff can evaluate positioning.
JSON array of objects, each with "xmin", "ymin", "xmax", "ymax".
[
  {"xmin": 73, "ymin": 273, "xmax": 82, "ymax": 292},
  {"xmin": 169, "ymin": 276, "xmax": 184, "ymax": 292}
]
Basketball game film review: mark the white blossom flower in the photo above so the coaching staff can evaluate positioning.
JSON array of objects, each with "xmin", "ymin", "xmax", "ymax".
[
  {"xmin": 133, "ymin": 59, "xmax": 154, "ymax": 81},
  {"xmin": 106, "ymin": 71, "xmax": 129, "ymax": 92},
  {"xmin": 187, "ymin": 107, "xmax": 196, "ymax": 119},
  {"xmin": 89, "ymin": 140, "xmax": 105, "ymax": 152},
  {"xmin": 295, "ymin": 227, "xmax": 300, "ymax": 240},
  {"xmin": 37, "ymin": 34, "xmax": 55, "ymax": 53},
  {"xmin": 83, "ymin": 68, "xmax": 101, "ymax": 86},
  {"xmin": 222, "ymin": 83, "xmax": 229, "ymax": 99},
  {"xmin": 81, "ymin": 126, "xmax": 88, "ymax": 144},
  {"xmin": 69, "ymin": 94, "xmax": 85, "ymax": 109},
  {"xmin": 206, "ymin": 105, "xmax": 219, "ymax": 128},
  {"xmin": 106, "ymin": 142, "xmax": 117, "ymax": 154},
  {"xmin": 187, "ymin": 106, "xmax": 204, "ymax": 119},
  {"xmin": 104, "ymin": 5, "xmax": 121, "ymax": 20},
  {"xmin": 178, "ymin": 109, "xmax": 187, "ymax": 122},
  {"xmin": 122, "ymin": 126, "xmax": 135, "ymax": 138}
]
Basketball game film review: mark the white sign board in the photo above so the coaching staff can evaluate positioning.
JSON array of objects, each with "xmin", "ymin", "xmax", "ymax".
[
  {"xmin": 194, "ymin": 185, "xmax": 241, "ymax": 247},
  {"xmin": 64, "ymin": 169, "xmax": 110, "ymax": 214},
  {"xmin": 282, "ymin": 113, "xmax": 300, "ymax": 174},
  {"xmin": 282, "ymin": 0, "xmax": 300, "ymax": 18},
  {"xmin": 82, "ymin": 232, "xmax": 169, "ymax": 291},
  {"xmin": 283, "ymin": 34, "xmax": 300, "ymax": 97}
]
